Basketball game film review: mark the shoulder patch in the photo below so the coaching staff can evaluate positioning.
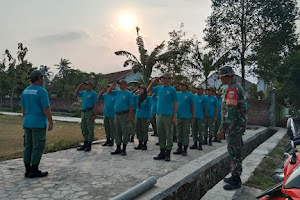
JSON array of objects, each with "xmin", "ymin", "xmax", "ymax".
[{"xmin": 226, "ymin": 88, "xmax": 238, "ymax": 107}]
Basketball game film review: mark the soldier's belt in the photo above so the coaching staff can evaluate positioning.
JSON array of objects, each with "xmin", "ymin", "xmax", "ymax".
[{"xmin": 82, "ymin": 107, "xmax": 94, "ymax": 112}]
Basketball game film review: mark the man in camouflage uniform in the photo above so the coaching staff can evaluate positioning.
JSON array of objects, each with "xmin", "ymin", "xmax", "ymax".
[{"xmin": 217, "ymin": 66, "xmax": 246, "ymax": 190}]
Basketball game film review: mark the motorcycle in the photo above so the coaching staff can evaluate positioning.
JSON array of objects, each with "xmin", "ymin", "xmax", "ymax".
[{"xmin": 256, "ymin": 117, "xmax": 300, "ymax": 200}]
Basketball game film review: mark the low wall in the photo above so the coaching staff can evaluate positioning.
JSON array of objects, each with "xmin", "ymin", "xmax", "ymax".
[
  {"xmin": 136, "ymin": 127, "xmax": 275, "ymax": 200},
  {"xmin": 248, "ymin": 99, "xmax": 270, "ymax": 126}
]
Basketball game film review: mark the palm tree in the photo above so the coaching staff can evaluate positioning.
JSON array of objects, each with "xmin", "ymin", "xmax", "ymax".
[
  {"xmin": 115, "ymin": 28, "xmax": 166, "ymax": 85},
  {"xmin": 54, "ymin": 58, "xmax": 71, "ymax": 78}
]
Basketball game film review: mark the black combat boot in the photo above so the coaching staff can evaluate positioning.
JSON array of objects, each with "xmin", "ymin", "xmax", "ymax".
[
  {"xmin": 223, "ymin": 175, "xmax": 242, "ymax": 190},
  {"xmin": 198, "ymin": 142, "xmax": 203, "ymax": 150},
  {"xmin": 141, "ymin": 142, "xmax": 147, "ymax": 150},
  {"xmin": 111, "ymin": 145, "xmax": 121, "ymax": 155},
  {"xmin": 173, "ymin": 143, "xmax": 183, "ymax": 155},
  {"xmin": 77, "ymin": 141, "xmax": 87, "ymax": 151},
  {"xmin": 155, "ymin": 142, "xmax": 159, "ymax": 145},
  {"xmin": 209, "ymin": 137, "xmax": 213, "ymax": 146},
  {"xmin": 190, "ymin": 142, "xmax": 198, "ymax": 149},
  {"xmin": 25, "ymin": 163, "xmax": 31, "ymax": 178},
  {"xmin": 108, "ymin": 139, "xmax": 114, "ymax": 146},
  {"xmin": 182, "ymin": 146, "xmax": 188, "ymax": 156},
  {"xmin": 29, "ymin": 165, "xmax": 48, "ymax": 178},
  {"xmin": 121, "ymin": 144, "xmax": 127, "ymax": 156},
  {"xmin": 134, "ymin": 141, "xmax": 143, "ymax": 150},
  {"xmin": 153, "ymin": 149, "xmax": 165, "ymax": 160},
  {"xmin": 203, "ymin": 137, "xmax": 208, "ymax": 145},
  {"xmin": 102, "ymin": 139, "xmax": 110, "ymax": 146},
  {"xmin": 165, "ymin": 150, "xmax": 171, "ymax": 161},
  {"xmin": 84, "ymin": 142, "xmax": 92, "ymax": 151},
  {"xmin": 224, "ymin": 176, "xmax": 233, "ymax": 184},
  {"xmin": 173, "ymin": 136, "xmax": 177, "ymax": 143}
]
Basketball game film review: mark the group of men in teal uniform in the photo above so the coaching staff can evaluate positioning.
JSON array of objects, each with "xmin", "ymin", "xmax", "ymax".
[{"xmin": 21, "ymin": 66, "xmax": 245, "ymax": 191}]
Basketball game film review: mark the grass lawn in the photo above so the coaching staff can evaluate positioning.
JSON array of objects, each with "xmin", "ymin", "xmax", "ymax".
[
  {"xmin": 246, "ymin": 134, "xmax": 290, "ymax": 190},
  {"xmin": 0, "ymin": 114, "xmax": 106, "ymax": 162}
]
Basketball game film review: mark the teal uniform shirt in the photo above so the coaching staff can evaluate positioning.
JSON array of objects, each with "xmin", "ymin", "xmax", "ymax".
[
  {"xmin": 194, "ymin": 94, "xmax": 207, "ymax": 120},
  {"xmin": 217, "ymin": 97, "xmax": 222, "ymax": 119},
  {"xmin": 151, "ymin": 94, "xmax": 158, "ymax": 114},
  {"xmin": 152, "ymin": 85, "xmax": 177, "ymax": 116},
  {"xmin": 100, "ymin": 94, "xmax": 115, "ymax": 118},
  {"xmin": 78, "ymin": 90, "xmax": 99, "ymax": 110},
  {"xmin": 134, "ymin": 95, "xmax": 151, "ymax": 120},
  {"xmin": 176, "ymin": 91, "xmax": 194, "ymax": 119},
  {"xmin": 21, "ymin": 85, "xmax": 50, "ymax": 128},
  {"xmin": 205, "ymin": 95, "xmax": 218, "ymax": 118},
  {"xmin": 110, "ymin": 90, "xmax": 134, "ymax": 112}
]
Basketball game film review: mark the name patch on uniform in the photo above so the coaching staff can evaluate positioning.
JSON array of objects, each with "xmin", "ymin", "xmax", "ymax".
[
  {"xmin": 23, "ymin": 89, "xmax": 38, "ymax": 95},
  {"xmin": 226, "ymin": 88, "xmax": 238, "ymax": 106}
]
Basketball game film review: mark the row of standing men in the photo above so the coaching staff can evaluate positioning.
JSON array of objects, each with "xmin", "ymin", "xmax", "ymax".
[{"xmin": 75, "ymin": 76, "xmax": 225, "ymax": 161}]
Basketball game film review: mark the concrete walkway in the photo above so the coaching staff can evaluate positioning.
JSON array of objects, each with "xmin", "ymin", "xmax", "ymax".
[
  {"xmin": 0, "ymin": 111, "xmax": 104, "ymax": 124},
  {"xmin": 0, "ymin": 131, "xmax": 227, "ymax": 200}
]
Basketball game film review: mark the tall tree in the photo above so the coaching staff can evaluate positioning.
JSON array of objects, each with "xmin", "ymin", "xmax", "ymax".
[
  {"xmin": 204, "ymin": 0, "xmax": 299, "ymax": 88},
  {"xmin": 115, "ymin": 27, "xmax": 166, "ymax": 85}
]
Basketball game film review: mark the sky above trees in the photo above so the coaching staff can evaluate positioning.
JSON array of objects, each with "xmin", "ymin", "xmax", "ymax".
[{"xmin": 1, "ymin": 0, "xmax": 300, "ymax": 75}]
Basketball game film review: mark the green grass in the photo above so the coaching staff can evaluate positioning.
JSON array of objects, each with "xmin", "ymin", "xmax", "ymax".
[
  {"xmin": 0, "ymin": 114, "xmax": 106, "ymax": 162},
  {"xmin": 246, "ymin": 134, "xmax": 290, "ymax": 190}
]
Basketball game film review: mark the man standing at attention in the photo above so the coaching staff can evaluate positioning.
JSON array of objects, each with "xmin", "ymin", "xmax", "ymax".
[
  {"xmin": 214, "ymin": 91, "xmax": 222, "ymax": 143},
  {"xmin": 75, "ymin": 81, "xmax": 99, "ymax": 151},
  {"xmin": 98, "ymin": 85, "xmax": 115, "ymax": 147},
  {"xmin": 147, "ymin": 73, "xmax": 177, "ymax": 161},
  {"xmin": 204, "ymin": 87, "xmax": 218, "ymax": 146},
  {"xmin": 190, "ymin": 86, "xmax": 206, "ymax": 151},
  {"xmin": 173, "ymin": 81, "xmax": 194, "ymax": 156},
  {"xmin": 107, "ymin": 80, "xmax": 133, "ymax": 156},
  {"xmin": 21, "ymin": 70, "xmax": 53, "ymax": 178},
  {"xmin": 217, "ymin": 66, "xmax": 246, "ymax": 190}
]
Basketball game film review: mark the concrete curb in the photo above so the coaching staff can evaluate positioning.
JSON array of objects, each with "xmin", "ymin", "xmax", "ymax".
[
  {"xmin": 202, "ymin": 128, "xmax": 286, "ymax": 200},
  {"xmin": 135, "ymin": 127, "xmax": 275, "ymax": 200}
]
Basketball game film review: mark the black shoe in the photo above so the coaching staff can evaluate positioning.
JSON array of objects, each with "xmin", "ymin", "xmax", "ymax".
[
  {"xmin": 24, "ymin": 163, "xmax": 31, "ymax": 178},
  {"xmin": 190, "ymin": 142, "xmax": 198, "ymax": 149},
  {"xmin": 218, "ymin": 139, "xmax": 222, "ymax": 143},
  {"xmin": 154, "ymin": 149, "xmax": 165, "ymax": 160},
  {"xmin": 155, "ymin": 142, "xmax": 159, "ymax": 146},
  {"xmin": 173, "ymin": 143, "xmax": 183, "ymax": 155},
  {"xmin": 102, "ymin": 139, "xmax": 109, "ymax": 146},
  {"xmin": 141, "ymin": 142, "xmax": 147, "ymax": 150},
  {"xmin": 212, "ymin": 137, "xmax": 218, "ymax": 142},
  {"xmin": 130, "ymin": 135, "xmax": 134, "ymax": 142},
  {"xmin": 173, "ymin": 136, "xmax": 177, "ymax": 143},
  {"xmin": 182, "ymin": 146, "xmax": 188, "ymax": 156},
  {"xmin": 223, "ymin": 176, "xmax": 241, "ymax": 190},
  {"xmin": 151, "ymin": 132, "xmax": 157, "ymax": 137},
  {"xmin": 29, "ymin": 165, "xmax": 48, "ymax": 178},
  {"xmin": 134, "ymin": 141, "xmax": 143, "ymax": 150},
  {"xmin": 224, "ymin": 176, "xmax": 233, "ymax": 184},
  {"xmin": 165, "ymin": 150, "xmax": 171, "ymax": 161},
  {"xmin": 108, "ymin": 139, "xmax": 114, "ymax": 146},
  {"xmin": 77, "ymin": 141, "xmax": 87, "ymax": 151},
  {"xmin": 121, "ymin": 144, "xmax": 127, "ymax": 156},
  {"xmin": 111, "ymin": 145, "xmax": 121, "ymax": 155},
  {"xmin": 203, "ymin": 137, "xmax": 208, "ymax": 145},
  {"xmin": 198, "ymin": 143, "xmax": 203, "ymax": 150},
  {"xmin": 84, "ymin": 142, "xmax": 92, "ymax": 151},
  {"xmin": 209, "ymin": 137, "xmax": 212, "ymax": 146}
]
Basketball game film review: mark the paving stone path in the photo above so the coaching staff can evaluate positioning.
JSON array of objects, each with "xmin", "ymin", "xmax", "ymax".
[{"xmin": 0, "ymin": 132, "xmax": 227, "ymax": 200}]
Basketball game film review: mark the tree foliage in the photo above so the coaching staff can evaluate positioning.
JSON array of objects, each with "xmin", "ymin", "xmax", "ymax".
[
  {"xmin": 115, "ymin": 33, "xmax": 166, "ymax": 85},
  {"xmin": 204, "ymin": 0, "xmax": 299, "ymax": 88},
  {"xmin": 274, "ymin": 49, "xmax": 300, "ymax": 111}
]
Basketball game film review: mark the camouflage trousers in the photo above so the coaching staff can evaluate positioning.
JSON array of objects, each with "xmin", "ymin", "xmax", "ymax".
[{"xmin": 225, "ymin": 125, "xmax": 243, "ymax": 176}]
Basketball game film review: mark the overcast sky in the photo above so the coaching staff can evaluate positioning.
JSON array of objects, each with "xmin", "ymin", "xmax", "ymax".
[{"xmin": 1, "ymin": 0, "xmax": 300, "ymax": 78}]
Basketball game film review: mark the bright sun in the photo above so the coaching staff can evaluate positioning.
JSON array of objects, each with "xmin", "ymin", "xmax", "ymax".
[{"xmin": 119, "ymin": 14, "xmax": 136, "ymax": 30}]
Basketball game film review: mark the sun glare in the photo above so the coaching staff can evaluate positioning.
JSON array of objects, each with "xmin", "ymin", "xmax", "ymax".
[{"xmin": 119, "ymin": 14, "xmax": 136, "ymax": 30}]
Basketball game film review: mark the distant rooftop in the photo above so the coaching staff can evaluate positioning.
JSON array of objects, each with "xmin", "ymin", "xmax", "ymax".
[{"xmin": 105, "ymin": 69, "xmax": 133, "ymax": 82}]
